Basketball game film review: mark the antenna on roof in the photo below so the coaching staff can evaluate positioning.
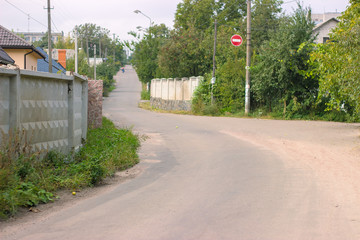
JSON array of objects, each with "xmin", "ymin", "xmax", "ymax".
[{"xmin": 28, "ymin": 14, "xmax": 30, "ymax": 32}]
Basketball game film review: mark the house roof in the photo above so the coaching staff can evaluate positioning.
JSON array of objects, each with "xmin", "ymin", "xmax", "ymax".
[
  {"xmin": 313, "ymin": 18, "xmax": 340, "ymax": 32},
  {"xmin": 36, "ymin": 47, "xmax": 66, "ymax": 74},
  {"xmin": 0, "ymin": 25, "xmax": 45, "ymax": 58},
  {"xmin": 0, "ymin": 46, "xmax": 15, "ymax": 65}
]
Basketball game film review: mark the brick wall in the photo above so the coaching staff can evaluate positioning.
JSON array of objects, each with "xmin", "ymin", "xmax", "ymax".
[{"xmin": 88, "ymin": 80, "xmax": 103, "ymax": 128}]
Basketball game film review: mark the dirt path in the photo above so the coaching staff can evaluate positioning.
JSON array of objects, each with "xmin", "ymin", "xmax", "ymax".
[{"xmin": 217, "ymin": 118, "xmax": 360, "ymax": 230}]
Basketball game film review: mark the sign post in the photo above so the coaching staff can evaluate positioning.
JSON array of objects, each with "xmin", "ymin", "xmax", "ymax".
[{"xmin": 230, "ymin": 34, "xmax": 243, "ymax": 47}]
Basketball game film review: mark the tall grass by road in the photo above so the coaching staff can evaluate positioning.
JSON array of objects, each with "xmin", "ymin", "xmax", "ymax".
[{"xmin": 0, "ymin": 117, "xmax": 140, "ymax": 219}]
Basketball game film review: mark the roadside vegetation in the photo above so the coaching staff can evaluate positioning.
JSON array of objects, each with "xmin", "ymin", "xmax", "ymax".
[
  {"xmin": 0, "ymin": 117, "xmax": 140, "ymax": 219},
  {"xmin": 130, "ymin": 0, "xmax": 360, "ymax": 122},
  {"xmin": 141, "ymin": 83, "xmax": 150, "ymax": 100}
]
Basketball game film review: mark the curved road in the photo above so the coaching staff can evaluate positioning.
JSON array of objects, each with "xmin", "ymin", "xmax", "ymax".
[{"xmin": 2, "ymin": 66, "xmax": 360, "ymax": 239}]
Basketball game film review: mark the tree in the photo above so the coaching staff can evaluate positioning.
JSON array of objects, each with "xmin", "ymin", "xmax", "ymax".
[
  {"xmin": 66, "ymin": 49, "xmax": 90, "ymax": 77},
  {"xmin": 252, "ymin": 4, "xmax": 316, "ymax": 116},
  {"xmin": 54, "ymin": 34, "xmax": 75, "ymax": 49},
  {"xmin": 251, "ymin": 0, "xmax": 283, "ymax": 50},
  {"xmin": 131, "ymin": 24, "xmax": 170, "ymax": 84},
  {"xmin": 158, "ymin": 25, "xmax": 210, "ymax": 78},
  {"xmin": 310, "ymin": 0, "xmax": 360, "ymax": 118},
  {"xmin": 74, "ymin": 23, "xmax": 123, "ymax": 62},
  {"xmin": 32, "ymin": 31, "xmax": 52, "ymax": 48}
]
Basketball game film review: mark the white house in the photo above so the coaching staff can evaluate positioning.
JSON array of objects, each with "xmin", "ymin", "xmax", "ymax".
[{"xmin": 312, "ymin": 18, "xmax": 340, "ymax": 44}]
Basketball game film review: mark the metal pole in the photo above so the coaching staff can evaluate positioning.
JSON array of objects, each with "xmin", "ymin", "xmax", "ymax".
[
  {"xmin": 47, "ymin": 0, "xmax": 52, "ymax": 73},
  {"xmin": 211, "ymin": 19, "xmax": 217, "ymax": 105},
  {"xmin": 94, "ymin": 44, "xmax": 96, "ymax": 80},
  {"xmin": 245, "ymin": 0, "xmax": 251, "ymax": 115},
  {"xmin": 75, "ymin": 28, "xmax": 78, "ymax": 73}
]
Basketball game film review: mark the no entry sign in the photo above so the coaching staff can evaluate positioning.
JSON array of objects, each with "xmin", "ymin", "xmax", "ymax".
[{"xmin": 231, "ymin": 34, "xmax": 243, "ymax": 46}]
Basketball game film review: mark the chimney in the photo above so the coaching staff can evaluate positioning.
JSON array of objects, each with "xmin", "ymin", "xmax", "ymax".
[{"xmin": 58, "ymin": 49, "xmax": 66, "ymax": 68}]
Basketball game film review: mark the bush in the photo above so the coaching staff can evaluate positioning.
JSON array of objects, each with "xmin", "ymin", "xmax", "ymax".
[{"xmin": 141, "ymin": 83, "xmax": 150, "ymax": 100}]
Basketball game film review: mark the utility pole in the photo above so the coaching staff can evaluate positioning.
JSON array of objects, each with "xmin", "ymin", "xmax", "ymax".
[
  {"xmin": 245, "ymin": 0, "xmax": 251, "ymax": 115},
  {"xmin": 75, "ymin": 28, "xmax": 78, "ymax": 73},
  {"xmin": 99, "ymin": 38, "xmax": 102, "ymax": 58},
  {"xmin": 46, "ymin": 0, "xmax": 53, "ymax": 73},
  {"xmin": 113, "ymin": 34, "xmax": 116, "ymax": 62},
  {"xmin": 211, "ymin": 19, "xmax": 217, "ymax": 105},
  {"xmin": 86, "ymin": 25, "xmax": 89, "ymax": 65},
  {"xmin": 94, "ymin": 44, "xmax": 96, "ymax": 80}
]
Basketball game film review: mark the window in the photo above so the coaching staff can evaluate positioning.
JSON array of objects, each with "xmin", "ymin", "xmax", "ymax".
[
  {"xmin": 32, "ymin": 37, "xmax": 36, "ymax": 42},
  {"xmin": 323, "ymin": 37, "xmax": 330, "ymax": 43}
]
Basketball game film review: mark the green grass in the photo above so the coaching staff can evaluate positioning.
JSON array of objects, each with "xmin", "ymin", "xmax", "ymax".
[
  {"xmin": 141, "ymin": 83, "xmax": 150, "ymax": 100},
  {"xmin": 140, "ymin": 101, "xmax": 359, "ymax": 123},
  {"xmin": 0, "ymin": 117, "xmax": 140, "ymax": 219},
  {"xmin": 138, "ymin": 101, "xmax": 192, "ymax": 115}
]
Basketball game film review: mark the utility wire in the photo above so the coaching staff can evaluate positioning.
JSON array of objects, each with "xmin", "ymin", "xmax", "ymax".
[
  {"xmin": 4, "ymin": 0, "xmax": 47, "ymax": 28},
  {"xmin": 51, "ymin": 19, "xmax": 60, "ymax": 32}
]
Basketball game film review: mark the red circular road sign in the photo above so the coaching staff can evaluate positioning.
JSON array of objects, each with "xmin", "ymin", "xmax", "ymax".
[{"xmin": 231, "ymin": 34, "xmax": 243, "ymax": 46}]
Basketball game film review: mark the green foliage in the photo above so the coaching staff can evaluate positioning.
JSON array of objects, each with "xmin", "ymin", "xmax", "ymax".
[
  {"xmin": 131, "ymin": 24, "xmax": 170, "ymax": 84},
  {"xmin": 251, "ymin": 0, "xmax": 283, "ymax": 50},
  {"xmin": 141, "ymin": 83, "xmax": 150, "ymax": 100},
  {"xmin": 32, "ymin": 31, "xmax": 52, "ymax": 48},
  {"xmin": 54, "ymin": 35, "xmax": 75, "ymax": 49},
  {"xmin": 66, "ymin": 50, "xmax": 90, "ymax": 76},
  {"xmin": 192, "ymin": 77, "xmax": 212, "ymax": 114},
  {"xmin": 214, "ymin": 58, "xmax": 246, "ymax": 113},
  {"xmin": 96, "ymin": 59, "xmax": 119, "ymax": 96},
  {"xmin": 66, "ymin": 50, "xmax": 120, "ymax": 96},
  {"xmin": 164, "ymin": 0, "xmax": 282, "ymax": 115},
  {"xmin": 0, "ymin": 117, "xmax": 140, "ymax": 219},
  {"xmin": 158, "ymin": 25, "xmax": 210, "ymax": 78},
  {"xmin": 252, "ymin": 4, "xmax": 317, "ymax": 116},
  {"xmin": 310, "ymin": 0, "xmax": 360, "ymax": 118}
]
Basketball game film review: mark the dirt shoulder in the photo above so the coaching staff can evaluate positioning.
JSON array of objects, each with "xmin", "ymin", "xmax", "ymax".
[{"xmin": 219, "ymin": 119, "xmax": 360, "ymax": 226}]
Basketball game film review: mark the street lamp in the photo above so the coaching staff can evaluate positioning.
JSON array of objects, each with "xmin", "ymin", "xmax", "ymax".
[{"xmin": 134, "ymin": 9, "xmax": 152, "ymax": 28}]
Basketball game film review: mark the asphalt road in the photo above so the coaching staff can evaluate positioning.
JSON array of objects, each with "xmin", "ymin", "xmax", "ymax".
[{"xmin": 2, "ymin": 66, "xmax": 359, "ymax": 240}]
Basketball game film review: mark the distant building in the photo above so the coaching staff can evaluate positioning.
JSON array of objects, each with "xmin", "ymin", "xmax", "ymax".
[
  {"xmin": 313, "ymin": 18, "xmax": 340, "ymax": 44},
  {"xmin": 50, "ymin": 49, "xmax": 75, "ymax": 60},
  {"xmin": 311, "ymin": 12, "xmax": 342, "ymax": 25},
  {"xmin": 0, "ymin": 25, "xmax": 45, "ymax": 71},
  {"xmin": 311, "ymin": 12, "xmax": 342, "ymax": 44},
  {"xmin": 16, "ymin": 31, "xmax": 64, "ymax": 44}
]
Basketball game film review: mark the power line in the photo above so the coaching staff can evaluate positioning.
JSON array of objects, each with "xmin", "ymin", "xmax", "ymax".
[
  {"xmin": 4, "ymin": 0, "xmax": 47, "ymax": 28},
  {"xmin": 51, "ymin": 19, "xmax": 60, "ymax": 32}
]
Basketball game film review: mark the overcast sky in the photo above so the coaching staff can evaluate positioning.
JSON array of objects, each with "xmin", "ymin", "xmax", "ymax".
[{"xmin": 0, "ymin": 0, "xmax": 350, "ymax": 43}]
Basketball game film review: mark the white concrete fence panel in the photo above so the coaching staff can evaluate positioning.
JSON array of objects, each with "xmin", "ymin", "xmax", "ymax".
[
  {"xmin": 150, "ymin": 76, "xmax": 202, "ymax": 111},
  {"xmin": 0, "ymin": 68, "xmax": 88, "ymax": 154}
]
